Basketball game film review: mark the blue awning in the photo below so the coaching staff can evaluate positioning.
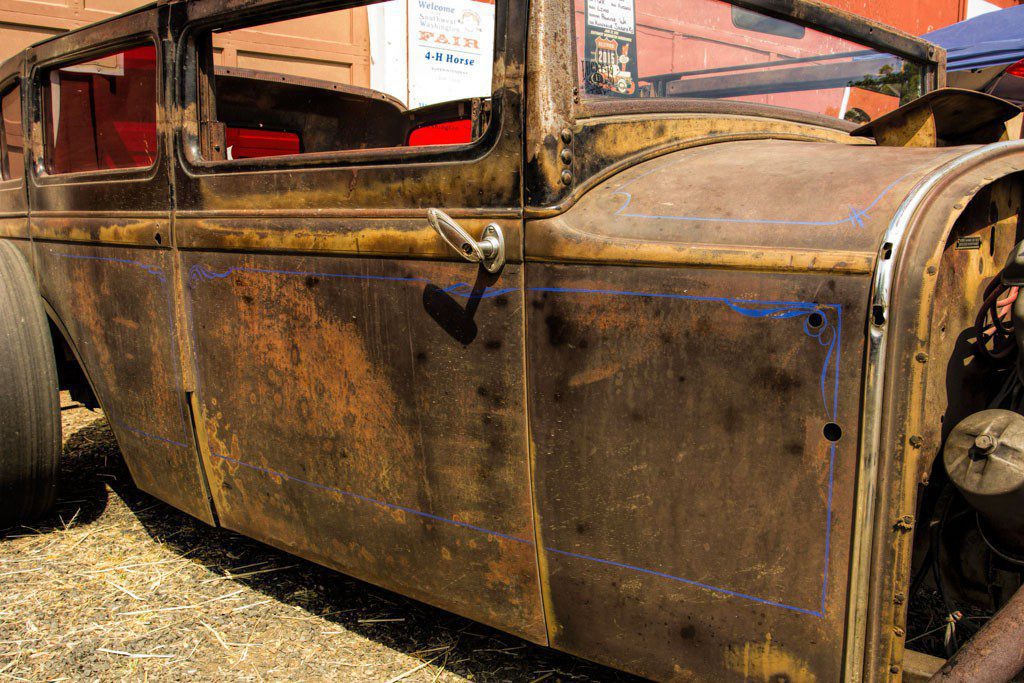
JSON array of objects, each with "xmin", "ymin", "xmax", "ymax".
[{"xmin": 923, "ymin": 5, "xmax": 1024, "ymax": 72}]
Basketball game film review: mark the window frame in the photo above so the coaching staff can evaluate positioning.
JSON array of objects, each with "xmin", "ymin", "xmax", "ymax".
[
  {"xmin": 30, "ymin": 32, "xmax": 163, "ymax": 184},
  {"xmin": 570, "ymin": 0, "xmax": 943, "ymax": 121},
  {"xmin": 176, "ymin": 0, "xmax": 510, "ymax": 175}
]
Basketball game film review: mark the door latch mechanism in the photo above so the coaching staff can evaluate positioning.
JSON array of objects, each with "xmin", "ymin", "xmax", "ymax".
[{"xmin": 427, "ymin": 209, "xmax": 505, "ymax": 274}]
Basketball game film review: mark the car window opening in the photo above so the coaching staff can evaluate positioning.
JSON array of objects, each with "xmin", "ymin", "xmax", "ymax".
[
  {"xmin": 576, "ymin": 0, "xmax": 926, "ymax": 123},
  {"xmin": 1, "ymin": 83, "xmax": 22, "ymax": 181},
  {"xmin": 44, "ymin": 43, "xmax": 158, "ymax": 175},
  {"xmin": 199, "ymin": 0, "xmax": 497, "ymax": 162}
]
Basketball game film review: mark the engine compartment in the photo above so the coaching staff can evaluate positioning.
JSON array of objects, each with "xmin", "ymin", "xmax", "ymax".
[{"xmin": 905, "ymin": 174, "xmax": 1024, "ymax": 669}]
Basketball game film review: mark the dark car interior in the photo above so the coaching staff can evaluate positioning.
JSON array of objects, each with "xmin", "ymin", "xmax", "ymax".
[{"xmin": 212, "ymin": 67, "xmax": 490, "ymax": 160}]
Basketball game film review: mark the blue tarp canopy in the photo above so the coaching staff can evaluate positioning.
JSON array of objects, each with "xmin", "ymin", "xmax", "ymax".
[{"xmin": 923, "ymin": 5, "xmax": 1024, "ymax": 72}]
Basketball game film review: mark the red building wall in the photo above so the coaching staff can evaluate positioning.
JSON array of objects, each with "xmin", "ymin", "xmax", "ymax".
[{"xmin": 822, "ymin": 0, "xmax": 1023, "ymax": 35}]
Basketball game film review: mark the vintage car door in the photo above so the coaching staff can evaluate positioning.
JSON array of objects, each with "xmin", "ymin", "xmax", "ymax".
[
  {"xmin": 520, "ymin": 0, "xmax": 951, "ymax": 679},
  {"xmin": 27, "ymin": 7, "xmax": 216, "ymax": 525},
  {"xmin": 170, "ymin": 0, "xmax": 545, "ymax": 642}
]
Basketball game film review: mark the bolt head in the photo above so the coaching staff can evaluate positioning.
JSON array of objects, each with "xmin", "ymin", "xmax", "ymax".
[
  {"xmin": 975, "ymin": 434, "xmax": 997, "ymax": 454},
  {"xmin": 560, "ymin": 128, "xmax": 573, "ymax": 144},
  {"xmin": 560, "ymin": 170, "xmax": 573, "ymax": 186},
  {"xmin": 560, "ymin": 148, "xmax": 573, "ymax": 165}
]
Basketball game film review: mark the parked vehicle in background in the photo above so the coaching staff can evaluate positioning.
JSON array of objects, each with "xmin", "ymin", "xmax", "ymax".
[
  {"xmin": 3, "ymin": 0, "xmax": 1024, "ymax": 680},
  {"xmin": 925, "ymin": 4, "xmax": 1024, "ymax": 105}
]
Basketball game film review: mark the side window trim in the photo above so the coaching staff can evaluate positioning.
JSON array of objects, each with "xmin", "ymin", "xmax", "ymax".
[{"xmin": 30, "ymin": 33, "xmax": 164, "ymax": 184}]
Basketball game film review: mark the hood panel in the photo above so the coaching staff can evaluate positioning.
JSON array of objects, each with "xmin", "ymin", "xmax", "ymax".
[{"xmin": 529, "ymin": 140, "xmax": 970, "ymax": 262}]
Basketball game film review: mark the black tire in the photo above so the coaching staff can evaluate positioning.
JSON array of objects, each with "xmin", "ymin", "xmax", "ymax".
[{"xmin": 0, "ymin": 240, "xmax": 60, "ymax": 529}]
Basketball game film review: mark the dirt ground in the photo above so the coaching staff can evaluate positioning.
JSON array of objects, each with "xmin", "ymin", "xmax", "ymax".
[{"xmin": 0, "ymin": 394, "xmax": 641, "ymax": 682}]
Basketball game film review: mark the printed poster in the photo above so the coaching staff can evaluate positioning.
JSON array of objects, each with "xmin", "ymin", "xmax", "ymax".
[
  {"xmin": 583, "ymin": 0, "xmax": 640, "ymax": 97},
  {"xmin": 409, "ymin": 0, "xmax": 496, "ymax": 109}
]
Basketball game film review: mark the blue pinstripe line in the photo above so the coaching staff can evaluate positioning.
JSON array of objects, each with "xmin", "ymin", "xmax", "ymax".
[
  {"xmin": 190, "ymin": 266, "xmax": 827, "ymax": 310},
  {"xmin": 163, "ymin": 274, "xmax": 191, "ymax": 445},
  {"xmin": 209, "ymin": 451, "xmax": 533, "ymax": 546},
  {"xmin": 532, "ymin": 289, "xmax": 840, "ymax": 617},
  {"xmin": 529, "ymin": 286, "xmax": 815, "ymax": 308},
  {"xmin": 611, "ymin": 169, "xmax": 915, "ymax": 228},
  {"xmin": 116, "ymin": 421, "xmax": 189, "ymax": 449},
  {"xmin": 50, "ymin": 251, "xmax": 167, "ymax": 281},
  {"xmin": 208, "ymin": 448, "xmax": 824, "ymax": 617},
  {"xmin": 834, "ymin": 306, "xmax": 843, "ymax": 435},
  {"xmin": 49, "ymin": 248, "xmax": 191, "ymax": 446},
  {"xmin": 532, "ymin": 285, "xmax": 841, "ymax": 423},
  {"xmin": 809, "ymin": 304, "xmax": 841, "ymax": 423},
  {"xmin": 190, "ymin": 264, "xmax": 429, "ymax": 285},
  {"xmin": 189, "ymin": 263, "xmax": 841, "ymax": 618},
  {"xmin": 46, "ymin": 241, "xmax": 846, "ymax": 617},
  {"xmin": 190, "ymin": 270, "xmax": 841, "ymax": 422},
  {"xmin": 614, "ymin": 210, "xmax": 861, "ymax": 227},
  {"xmin": 820, "ymin": 442, "xmax": 837, "ymax": 615},
  {"xmin": 188, "ymin": 264, "xmax": 517, "ymax": 299},
  {"xmin": 818, "ymin": 306, "xmax": 844, "ymax": 613},
  {"xmin": 544, "ymin": 546, "xmax": 824, "ymax": 618}
]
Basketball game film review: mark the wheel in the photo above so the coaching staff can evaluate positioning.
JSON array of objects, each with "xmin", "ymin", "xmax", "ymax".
[{"xmin": 0, "ymin": 240, "xmax": 60, "ymax": 528}]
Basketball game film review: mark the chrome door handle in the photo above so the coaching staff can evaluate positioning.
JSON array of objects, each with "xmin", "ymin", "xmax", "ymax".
[{"xmin": 427, "ymin": 209, "xmax": 505, "ymax": 274}]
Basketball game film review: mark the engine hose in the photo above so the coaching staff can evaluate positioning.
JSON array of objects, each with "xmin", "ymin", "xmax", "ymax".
[
  {"xmin": 976, "ymin": 278, "xmax": 1018, "ymax": 363},
  {"xmin": 929, "ymin": 581, "xmax": 1024, "ymax": 683}
]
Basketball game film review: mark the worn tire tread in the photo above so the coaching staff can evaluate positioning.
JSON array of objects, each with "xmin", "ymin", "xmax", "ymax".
[{"xmin": 0, "ymin": 240, "xmax": 60, "ymax": 529}]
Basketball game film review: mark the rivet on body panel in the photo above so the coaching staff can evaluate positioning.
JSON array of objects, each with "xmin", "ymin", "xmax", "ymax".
[{"xmin": 895, "ymin": 515, "xmax": 915, "ymax": 531}]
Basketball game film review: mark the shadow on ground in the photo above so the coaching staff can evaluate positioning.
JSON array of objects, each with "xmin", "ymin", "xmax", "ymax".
[{"xmin": 3, "ymin": 409, "xmax": 641, "ymax": 683}]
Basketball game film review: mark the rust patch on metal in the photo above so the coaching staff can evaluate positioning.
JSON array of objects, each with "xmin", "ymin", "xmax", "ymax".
[
  {"xmin": 0, "ymin": 217, "xmax": 28, "ymax": 239},
  {"xmin": 35, "ymin": 244, "xmax": 213, "ymax": 525},
  {"xmin": 177, "ymin": 216, "xmax": 523, "ymax": 261},
  {"xmin": 187, "ymin": 252, "xmax": 546, "ymax": 643},
  {"xmin": 724, "ymin": 633, "xmax": 819, "ymax": 683},
  {"xmin": 528, "ymin": 216, "xmax": 875, "ymax": 274},
  {"xmin": 31, "ymin": 215, "xmax": 167, "ymax": 246}
]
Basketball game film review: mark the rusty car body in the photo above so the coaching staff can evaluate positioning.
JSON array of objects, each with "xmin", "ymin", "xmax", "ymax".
[{"xmin": 3, "ymin": 0, "xmax": 1024, "ymax": 680}]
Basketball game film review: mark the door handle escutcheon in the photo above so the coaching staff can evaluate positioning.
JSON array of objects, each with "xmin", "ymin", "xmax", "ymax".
[{"xmin": 427, "ymin": 209, "xmax": 505, "ymax": 274}]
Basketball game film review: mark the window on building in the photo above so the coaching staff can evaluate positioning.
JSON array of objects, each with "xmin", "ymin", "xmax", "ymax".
[
  {"xmin": 196, "ymin": 0, "xmax": 497, "ymax": 161},
  {"xmin": 1, "ymin": 84, "xmax": 22, "ymax": 181},
  {"xmin": 44, "ymin": 43, "xmax": 158, "ymax": 175}
]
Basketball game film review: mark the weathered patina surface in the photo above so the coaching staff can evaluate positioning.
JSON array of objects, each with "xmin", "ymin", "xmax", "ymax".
[
  {"xmin": 3, "ymin": 0, "xmax": 1024, "ymax": 681},
  {"xmin": 520, "ymin": 136, "xmax": 1024, "ymax": 680},
  {"xmin": 185, "ymin": 252, "xmax": 545, "ymax": 640}
]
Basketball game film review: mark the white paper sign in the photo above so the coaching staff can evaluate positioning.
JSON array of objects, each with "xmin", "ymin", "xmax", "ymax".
[
  {"xmin": 408, "ymin": 0, "xmax": 495, "ymax": 109},
  {"xmin": 586, "ymin": 0, "xmax": 635, "ymax": 34}
]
